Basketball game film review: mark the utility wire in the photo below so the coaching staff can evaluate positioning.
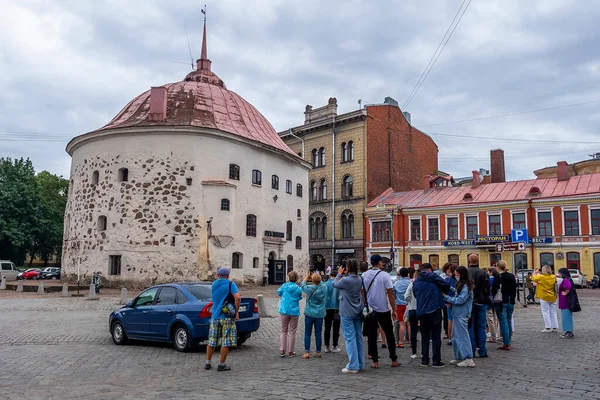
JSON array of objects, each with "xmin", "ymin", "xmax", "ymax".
[
  {"xmin": 419, "ymin": 99, "xmax": 600, "ymax": 127},
  {"xmin": 427, "ymin": 131, "xmax": 600, "ymax": 144},
  {"xmin": 402, "ymin": 0, "xmax": 472, "ymax": 109}
]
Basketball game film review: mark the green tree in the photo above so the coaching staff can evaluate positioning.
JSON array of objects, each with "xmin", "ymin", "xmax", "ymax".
[
  {"xmin": 0, "ymin": 158, "xmax": 41, "ymax": 266},
  {"xmin": 29, "ymin": 171, "xmax": 69, "ymax": 267}
]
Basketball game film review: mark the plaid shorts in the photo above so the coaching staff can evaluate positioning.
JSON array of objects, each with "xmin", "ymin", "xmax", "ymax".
[{"xmin": 208, "ymin": 318, "xmax": 237, "ymax": 348}]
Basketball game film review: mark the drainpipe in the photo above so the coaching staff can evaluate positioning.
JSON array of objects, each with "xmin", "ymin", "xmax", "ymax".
[
  {"xmin": 331, "ymin": 115, "xmax": 336, "ymax": 266},
  {"xmin": 280, "ymin": 128, "xmax": 304, "ymax": 158},
  {"xmin": 528, "ymin": 199, "xmax": 535, "ymax": 270},
  {"xmin": 400, "ymin": 208, "xmax": 406, "ymax": 268}
]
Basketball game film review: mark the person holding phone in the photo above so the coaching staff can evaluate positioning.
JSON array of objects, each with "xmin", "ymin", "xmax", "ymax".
[{"xmin": 301, "ymin": 270, "xmax": 327, "ymax": 359}]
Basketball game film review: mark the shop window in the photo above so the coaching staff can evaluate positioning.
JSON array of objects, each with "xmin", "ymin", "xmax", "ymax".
[
  {"xmin": 429, "ymin": 254, "xmax": 439, "ymax": 269},
  {"xmin": 566, "ymin": 252, "xmax": 580, "ymax": 270},
  {"xmin": 540, "ymin": 252, "xmax": 554, "ymax": 269},
  {"xmin": 514, "ymin": 253, "xmax": 528, "ymax": 271},
  {"xmin": 448, "ymin": 254, "xmax": 460, "ymax": 265},
  {"xmin": 490, "ymin": 253, "xmax": 501, "ymax": 267}
]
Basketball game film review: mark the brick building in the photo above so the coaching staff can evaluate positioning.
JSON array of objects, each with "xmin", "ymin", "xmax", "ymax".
[
  {"xmin": 365, "ymin": 151, "xmax": 600, "ymax": 281},
  {"xmin": 279, "ymin": 97, "xmax": 438, "ymax": 268}
]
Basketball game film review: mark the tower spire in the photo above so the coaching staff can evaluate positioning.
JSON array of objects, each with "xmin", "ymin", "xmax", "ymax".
[{"xmin": 197, "ymin": 5, "xmax": 211, "ymax": 71}]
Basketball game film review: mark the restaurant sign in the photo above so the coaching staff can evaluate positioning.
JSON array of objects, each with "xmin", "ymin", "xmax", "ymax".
[{"xmin": 475, "ymin": 235, "xmax": 510, "ymax": 244}]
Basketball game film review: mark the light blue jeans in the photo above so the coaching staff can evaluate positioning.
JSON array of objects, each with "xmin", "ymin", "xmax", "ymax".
[
  {"xmin": 452, "ymin": 316, "xmax": 473, "ymax": 361},
  {"xmin": 304, "ymin": 316, "xmax": 323, "ymax": 352},
  {"xmin": 496, "ymin": 303, "xmax": 515, "ymax": 345},
  {"xmin": 341, "ymin": 316, "xmax": 364, "ymax": 371},
  {"xmin": 561, "ymin": 308, "xmax": 574, "ymax": 333}
]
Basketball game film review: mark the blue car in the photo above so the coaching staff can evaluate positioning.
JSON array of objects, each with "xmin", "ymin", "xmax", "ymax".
[{"xmin": 109, "ymin": 282, "xmax": 260, "ymax": 352}]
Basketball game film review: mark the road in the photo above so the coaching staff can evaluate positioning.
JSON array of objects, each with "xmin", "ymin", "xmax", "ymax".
[{"xmin": 0, "ymin": 289, "xmax": 599, "ymax": 399}]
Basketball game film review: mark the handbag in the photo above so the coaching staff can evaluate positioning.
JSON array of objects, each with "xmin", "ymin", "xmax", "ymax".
[
  {"xmin": 221, "ymin": 281, "xmax": 236, "ymax": 317},
  {"xmin": 567, "ymin": 280, "xmax": 581, "ymax": 313},
  {"xmin": 493, "ymin": 284, "xmax": 503, "ymax": 303}
]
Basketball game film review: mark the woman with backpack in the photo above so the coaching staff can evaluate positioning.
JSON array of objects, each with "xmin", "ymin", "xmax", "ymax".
[
  {"xmin": 557, "ymin": 268, "xmax": 579, "ymax": 338},
  {"xmin": 301, "ymin": 270, "xmax": 327, "ymax": 359}
]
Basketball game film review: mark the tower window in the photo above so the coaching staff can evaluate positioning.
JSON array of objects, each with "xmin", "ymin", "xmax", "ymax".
[{"xmin": 118, "ymin": 168, "xmax": 129, "ymax": 182}]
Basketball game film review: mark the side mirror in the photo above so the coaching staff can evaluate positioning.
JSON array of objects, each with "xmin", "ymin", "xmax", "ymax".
[{"xmin": 127, "ymin": 300, "xmax": 135, "ymax": 308}]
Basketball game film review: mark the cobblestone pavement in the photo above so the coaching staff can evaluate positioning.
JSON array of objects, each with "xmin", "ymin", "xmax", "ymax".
[{"xmin": 0, "ymin": 289, "xmax": 600, "ymax": 400}]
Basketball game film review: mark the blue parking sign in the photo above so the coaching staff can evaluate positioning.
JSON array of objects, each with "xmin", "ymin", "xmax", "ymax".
[{"xmin": 511, "ymin": 228, "xmax": 528, "ymax": 243}]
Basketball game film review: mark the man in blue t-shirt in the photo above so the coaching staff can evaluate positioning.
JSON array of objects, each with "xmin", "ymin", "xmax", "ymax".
[{"xmin": 205, "ymin": 267, "xmax": 241, "ymax": 371}]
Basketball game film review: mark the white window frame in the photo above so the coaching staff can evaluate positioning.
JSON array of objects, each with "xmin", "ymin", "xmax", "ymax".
[
  {"xmin": 426, "ymin": 215, "xmax": 440, "ymax": 241},
  {"xmin": 486, "ymin": 212, "xmax": 503, "ymax": 236},
  {"xmin": 561, "ymin": 206, "xmax": 581, "ymax": 236},
  {"xmin": 445, "ymin": 214, "xmax": 460, "ymax": 240},
  {"xmin": 588, "ymin": 204, "xmax": 600, "ymax": 236},
  {"xmin": 464, "ymin": 213, "xmax": 479, "ymax": 240},
  {"xmin": 536, "ymin": 208, "xmax": 555, "ymax": 237},
  {"xmin": 409, "ymin": 216, "xmax": 421, "ymax": 241},
  {"xmin": 510, "ymin": 209, "xmax": 528, "ymax": 230}
]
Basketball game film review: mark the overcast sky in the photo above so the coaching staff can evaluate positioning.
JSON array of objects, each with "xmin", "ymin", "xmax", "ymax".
[{"xmin": 1, "ymin": 0, "xmax": 599, "ymax": 182}]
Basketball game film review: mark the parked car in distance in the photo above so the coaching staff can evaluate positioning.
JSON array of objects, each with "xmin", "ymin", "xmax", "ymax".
[
  {"xmin": 40, "ymin": 267, "xmax": 61, "ymax": 280},
  {"xmin": 515, "ymin": 269, "xmax": 535, "ymax": 286},
  {"xmin": 1, "ymin": 261, "xmax": 19, "ymax": 281},
  {"xmin": 20, "ymin": 268, "xmax": 42, "ymax": 280},
  {"xmin": 109, "ymin": 282, "xmax": 260, "ymax": 352},
  {"xmin": 569, "ymin": 269, "xmax": 587, "ymax": 288}
]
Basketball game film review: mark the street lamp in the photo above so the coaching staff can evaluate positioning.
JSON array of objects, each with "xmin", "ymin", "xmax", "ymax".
[{"xmin": 386, "ymin": 212, "xmax": 394, "ymax": 270}]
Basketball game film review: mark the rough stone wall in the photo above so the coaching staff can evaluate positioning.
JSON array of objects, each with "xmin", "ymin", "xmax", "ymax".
[
  {"xmin": 63, "ymin": 153, "xmax": 202, "ymax": 287},
  {"xmin": 366, "ymin": 105, "xmax": 439, "ymax": 202}
]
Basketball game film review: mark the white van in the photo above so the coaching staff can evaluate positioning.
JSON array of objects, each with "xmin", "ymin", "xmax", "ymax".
[{"xmin": 1, "ymin": 261, "xmax": 19, "ymax": 281}]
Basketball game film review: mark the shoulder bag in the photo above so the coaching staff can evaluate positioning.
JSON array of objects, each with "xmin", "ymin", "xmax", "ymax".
[
  {"xmin": 493, "ymin": 283, "xmax": 503, "ymax": 303},
  {"xmin": 361, "ymin": 270, "xmax": 381, "ymax": 320},
  {"xmin": 567, "ymin": 279, "xmax": 581, "ymax": 313},
  {"xmin": 221, "ymin": 281, "xmax": 236, "ymax": 317}
]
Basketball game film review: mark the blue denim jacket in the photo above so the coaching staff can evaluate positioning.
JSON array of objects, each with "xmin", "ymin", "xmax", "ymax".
[
  {"xmin": 301, "ymin": 282, "xmax": 327, "ymax": 318},
  {"xmin": 277, "ymin": 282, "xmax": 302, "ymax": 316},
  {"xmin": 443, "ymin": 286, "xmax": 473, "ymax": 319},
  {"xmin": 324, "ymin": 279, "xmax": 340, "ymax": 310},
  {"xmin": 393, "ymin": 277, "xmax": 411, "ymax": 306}
]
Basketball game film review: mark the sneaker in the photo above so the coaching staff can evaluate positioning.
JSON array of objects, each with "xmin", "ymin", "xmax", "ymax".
[
  {"xmin": 551, "ymin": 329, "xmax": 558, "ymax": 333},
  {"xmin": 410, "ymin": 354, "xmax": 418, "ymax": 359},
  {"xmin": 217, "ymin": 364, "xmax": 231, "ymax": 372},
  {"xmin": 568, "ymin": 332, "xmax": 575, "ymax": 338},
  {"xmin": 559, "ymin": 332, "xmax": 567, "ymax": 338},
  {"xmin": 477, "ymin": 354, "xmax": 489, "ymax": 358},
  {"xmin": 324, "ymin": 346, "xmax": 331, "ymax": 353},
  {"xmin": 432, "ymin": 362, "xmax": 446, "ymax": 368},
  {"xmin": 447, "ymin": 340, "xmax": 452, "ymax": 346},
  {"xmin": 331, "ymin": 346, "xmax": 341, "ymax": 353},
  {"xmin": 449, "ymin": 359, "xmax": 460, "ymax": 365},
  {"xmin": 541, "ymin": 328, "xmax": 552, "ymax": 333},
  {"xmin": 382, "ymin": 344, "xmax": 387, "ymax": 349},
  {"xmin": 420, "ymin": 362, "xmax": 429, "ymax": 367},
  {"xmin": 204, "ymin": 363, "xmax": 212, "ymax": 370},
  {"xmin": 457, "ymin": 359, "xmax": 475, "ymax": 368},
  {"xmin": 342, "ymin": 368, "xmax": 359, "ymax": 374}
]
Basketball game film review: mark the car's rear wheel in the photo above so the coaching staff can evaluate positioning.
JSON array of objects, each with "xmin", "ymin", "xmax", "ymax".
[
  {"xmin": 172, "ymin": 324, "xmax": 192, "ymax": 352},
  {"xmin": 52, "ymin": 276, "xmax": 58, "ymax": 280},
  {"xmin": 237, "ymin": 334, "xmax": 249, "ymax": 346},
  {"xmin": 111, "ymin": 321, "xmax": 128, "ymax": 345}
]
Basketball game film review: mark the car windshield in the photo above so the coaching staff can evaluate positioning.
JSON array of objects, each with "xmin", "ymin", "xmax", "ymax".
[{"xmin": 185, "ymin": 284, "xmax": 212, "ymax": 300}]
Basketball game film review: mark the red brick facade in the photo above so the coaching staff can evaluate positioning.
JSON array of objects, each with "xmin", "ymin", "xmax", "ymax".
[{"xmin": 365, "ymin": 105, "xmax": 439, "ymax": 202}]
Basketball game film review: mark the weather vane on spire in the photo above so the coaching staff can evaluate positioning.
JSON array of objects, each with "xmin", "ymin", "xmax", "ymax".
[{"xmin": 201, "ymin": 4, "xmax": 206, "ymax": 22}]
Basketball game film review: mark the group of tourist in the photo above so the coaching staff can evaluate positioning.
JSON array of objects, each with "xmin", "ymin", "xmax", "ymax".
[{"xmin": 274, "ymin": 254, "xmax": 581, "ymax": 374}]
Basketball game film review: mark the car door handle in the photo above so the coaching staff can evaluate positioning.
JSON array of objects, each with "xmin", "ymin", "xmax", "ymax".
[
  {"xmin": 142, "ymin": 311, "xmax": 148, "ymax": 314},
  {"xmin": 167, "ymin": 310, "xmax": 172, "ymax": 313}
]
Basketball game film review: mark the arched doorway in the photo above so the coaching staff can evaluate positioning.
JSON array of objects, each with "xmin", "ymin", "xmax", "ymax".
[{"xmin": 268, "ymin": 251, "xmax": 276, "ymax": 285}]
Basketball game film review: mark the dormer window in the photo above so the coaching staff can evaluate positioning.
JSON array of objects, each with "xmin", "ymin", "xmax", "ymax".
[
  {"xmin": 463, "ymin": 193, "xmax": 473, "ymax": 202},
  {"xmin": 528, "ymin": 187, "xmax": 542, "ymax": 197}
]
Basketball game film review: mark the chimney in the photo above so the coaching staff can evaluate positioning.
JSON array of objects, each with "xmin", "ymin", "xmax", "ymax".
[
  {"xmin": 557, "ymin": 161, "xmax": 569, "ymax": 181},
  {"xmin": 384, "ymin": 96, "xmax": 399, "ymax": 107},
  {"xmin": 403, "ymin": 111, "xmax": 412, "ymax": 125},
  {"xmin": 490, "ymin": 149, "xmax": 506, "ymax": 183},
  {"xmin": 148, "ymin": 86, "xmax": 167, "ymax": 122},
  {"xmin": 304, "ymin": 98, "xmax": 337, "ymax": 124},
  {"xmin": 472, "ymin": 170, "xmax": 481, "ymax": 189},
  {"xmin": 423, "ymin": 175, "xmax": 432, "ymax": 190}
]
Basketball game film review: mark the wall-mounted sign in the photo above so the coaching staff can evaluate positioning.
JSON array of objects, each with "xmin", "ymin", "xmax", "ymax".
[
  {"xmin": 531, "ymin": 237, "xmax": 553, "ymax": 244},
  {"xmin": 444, "ymin": 240, "xmax": 475, "ymax": 247},
  {"xmin": 496, "ymin": 242, "xmax": 525, "ymax": 252},
  {"xmin": 556, "ymin": 252, "xmax": 564, "ymax": 259},
  {"xmin": 335, "ymin": 249, "xmax": 355, "ymax": 254},
  {"xmin": 476, "ymin": 235, "xmax": 510, "ymax": 244},
  {"xmin": 264, "ymin": 231, "xmax": 284, "ymax": 238}
]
